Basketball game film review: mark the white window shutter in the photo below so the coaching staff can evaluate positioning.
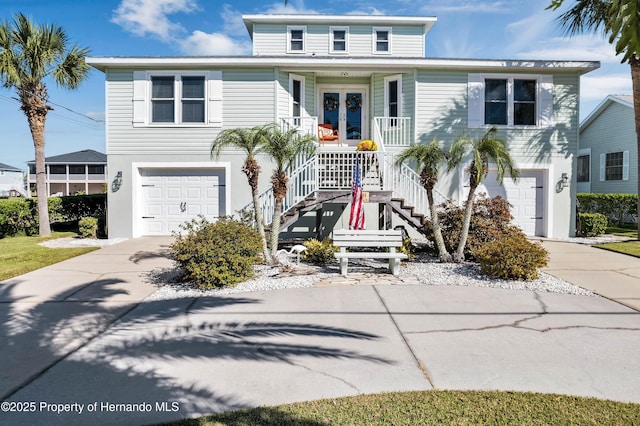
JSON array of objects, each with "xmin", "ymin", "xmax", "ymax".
[
  {"xmin": 599, "ymin": 153, "xmax": 605, "ymax": 181},
  {"xmin": 467, "ymin": 74, "xmax": 483, "ymax": 128},
  {"xmin": 208, "ymin": 71, "xmax": 223, "ymax": 127},
  {"xmin": 132, "ymin": 71, "xmax": 146, "ymax": 127},
  {"xmin": 538, "ymin": 75, "xmax": 553, "ymax": 127},
  {"xmin": 623, "ymin": 150, "xmax": 630, "ymax": 180}
]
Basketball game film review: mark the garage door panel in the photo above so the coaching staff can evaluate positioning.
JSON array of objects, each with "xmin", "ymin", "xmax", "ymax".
[
  {"xmin": 466, "ymin": 171, "xmax": 544, "ymax": 237},
  {"xmin": 140, "ymin": 168, "xmax": 225, "ymax": 236}
]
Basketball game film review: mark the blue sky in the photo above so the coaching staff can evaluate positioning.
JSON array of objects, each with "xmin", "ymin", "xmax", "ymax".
[{"xmin": 0, "ymin": 0, "xmax": 632, "ymax": 171}]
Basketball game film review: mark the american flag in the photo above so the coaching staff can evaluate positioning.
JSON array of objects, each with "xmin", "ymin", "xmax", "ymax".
[{"xmin": 349, "ymin": 156, "xmax": 365, "ymax": 230}]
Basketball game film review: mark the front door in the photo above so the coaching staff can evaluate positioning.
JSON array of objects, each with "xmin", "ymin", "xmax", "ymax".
[{"xmin": 319, "ymin": 86, "xmax": 368, "ymax": 147}]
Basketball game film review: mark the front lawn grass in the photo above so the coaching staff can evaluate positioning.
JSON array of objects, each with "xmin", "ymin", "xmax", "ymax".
[
  {"xmin": 0, "ymin": 233, "xmax": 98, "ymax": 281},
  {"xmin": 606, "ymin": 225, "xmax": 638, "ymax": 239},
  {"xmin": 594, "ymin": 240, "xmax": 640, "ymax": 258},
  {"xmin": 163, "ymin": 390, "xmax": 640, "ymax": 426}
]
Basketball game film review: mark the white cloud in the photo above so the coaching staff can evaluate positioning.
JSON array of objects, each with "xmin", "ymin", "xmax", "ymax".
[
  {"xmin": 580, "ymin": 73, "xmax": 632, "ymax": 102},
  {"xmin": 111, "ymin": 0, "xmax": 198, "ymax": 41},
  {"xmin": 221, "ymin": 4, "xmax": 248, "ymax": 37},
  {"xmin": 517, "ymin": 35, "xmax": 622, "ymax": 63},
  {"xmin": 180, "ymin": 31, "xmax": 251, "ymax": 55},
  {"xmin": 420, "ymin": 0, "xmax": 511, "ymax": 13}
]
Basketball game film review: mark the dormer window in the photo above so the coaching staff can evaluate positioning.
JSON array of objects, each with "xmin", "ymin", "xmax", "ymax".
[
  {"xmin": 373, "ymin": 27, "xmax": 391, "ymax": 54},
  {"xmin": 288, "ymin": 26, "xmax": 306, "ymax": 53},
  {"xmin": 330, "ymin": 27, "xmax": 348, "ymax": 53}
]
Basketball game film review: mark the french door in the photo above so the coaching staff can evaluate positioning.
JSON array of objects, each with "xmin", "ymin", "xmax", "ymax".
[{"xmin": 318, "ymin": 86, "xmax": 368, "ymax": 146}]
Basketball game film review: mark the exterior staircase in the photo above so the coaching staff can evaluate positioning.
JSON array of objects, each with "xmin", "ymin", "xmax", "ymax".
[{"xmin": 251, "ymin": 150, "xmax": 447, "ymax": 237}]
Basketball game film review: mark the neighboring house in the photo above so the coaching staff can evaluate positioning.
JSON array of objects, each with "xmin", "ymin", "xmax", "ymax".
[
  {"xmin": 87, "ymin": 13, "xmax": 598, "ymax": 239},
  {"xmin": 578, "ymin": 94, "xmax": 637, "ymax": 194},
  {"xmin": 27, "ymin": 149, "xmax": 107, "ymax": 196},
  {"xmin": 0, "ymin": 162, "xmax": 26, "ymax": 197}
]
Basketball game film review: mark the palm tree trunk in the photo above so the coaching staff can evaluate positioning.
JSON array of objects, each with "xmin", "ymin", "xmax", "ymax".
[
  {"xmin": 455, "ymin": 183, "xmax": 477, "ymax": 263},
  {"xmin": 270, "ymin": 197, "xmax": 283, "ymax": 260},
  {"xmin": 28, "ymin": 115, "xmax": 51, "ymax": 236},
  {"xmin": 631, "ymin": 56, "xmax": 640, "ymax": 240},
  {"xmin": 427, "ymin": 189, "xmax": 451, "ymax": 262},
  {"xmin": 252, "ymin": 187, "xmax": 272, "ymax": 264}
]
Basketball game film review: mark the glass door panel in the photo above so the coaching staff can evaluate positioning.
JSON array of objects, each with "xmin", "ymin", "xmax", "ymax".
[
  {"xmin": 322, "ymin": 92, "xmax": 340, "ymax": 132},
  {"xmin": 345, "ymin": 92, "xmax": 362, "ymax": 142}
]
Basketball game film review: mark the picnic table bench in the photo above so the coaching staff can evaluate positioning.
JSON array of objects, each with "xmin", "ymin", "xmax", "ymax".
[{"xmin": 333, "ymin": 229, "xmax": 408, "ymax": 276}]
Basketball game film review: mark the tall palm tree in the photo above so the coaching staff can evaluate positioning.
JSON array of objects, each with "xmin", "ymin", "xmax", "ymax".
[
  {"xmin": 547, "ymin": 0, "xmax": 640, "ymax": 239},
  {"xmin": 0, "ymin": 13, "xmax": 90, "ymax": 236},
  {"xmin": 261, "ymin": 126, "xmax": 316, "ymax": 260},
  {"xmin": 211, "ymin": 125, "xmax": 272, "ymax": 264},
  {"xmin": 396, "ymin": 139, "xmax": 452, "ymax": 262},
  {"xmin": 448, "ymin": 126, "xmax": 520, "ymax": 263}
]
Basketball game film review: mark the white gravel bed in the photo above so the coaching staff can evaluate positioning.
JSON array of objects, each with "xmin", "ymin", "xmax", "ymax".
[{"xmin": 144, "ymin": 252, "xmax": 597, "ymax": 301}]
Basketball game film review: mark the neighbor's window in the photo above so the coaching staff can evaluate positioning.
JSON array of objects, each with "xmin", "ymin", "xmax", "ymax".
[
  {"xmin": 288, "ymin": 26, "xmax": 306, "ymax": 53},
  {"xmin": 88, "ymin": 165, "xmax": 105, "ymax": 174},
  {"xmin": 151, "ymin": 75, "xmax": 206, "ymax": 124},
  {"xmin": 69, "ymin": 165, "xmax": 85, "ymax": 175},
  {"xmin": 577, "ymin": 155, "xmax": 590, "ymax": 182},
  {"xmin": 28, "ymin": 164, "xmax": 36, "ymax": 174},
  {"xmin": 49, "ymin": 165, "xmax": 66, "ymax": 175},
  {"xmin": 373, "ymin": 27, "xmax": 391, "ymax": 53},
  {"xmin": 605, "ymin": 152, "xmax": 624, "ymax": 181},
  {"xmin": 331, "ymin": 27, "xmax": 348, "ymax": 53}
]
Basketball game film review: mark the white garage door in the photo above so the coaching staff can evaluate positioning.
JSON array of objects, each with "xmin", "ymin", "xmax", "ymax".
[
  {"xmin": 140, "ymin": 168, "xmax": 225, "ymax": 235},
  {"xmin": 467, "ymin": 170, "xmax": 544, "ymax": 236}
]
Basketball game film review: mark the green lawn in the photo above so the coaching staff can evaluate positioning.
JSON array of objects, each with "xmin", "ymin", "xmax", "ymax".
[
  {"xmin": 606, "ymin": 225, "xmax": 638, "ymax": 239},
  {"xmin": 162, "ymin": 390, "xmax": 640, "ymax": 426},
  {"xmin": 0, "ymin": 233, "xmax": 98, "ymax": 281},
  {"xmin": 594, "ymin": 241, "xmax": 640, "ymax": 258}
]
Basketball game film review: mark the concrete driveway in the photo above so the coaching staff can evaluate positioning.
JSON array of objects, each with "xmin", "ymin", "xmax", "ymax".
[{"xmin": 0, "ymin": 237, "xmax": 639, "ymax": 425}]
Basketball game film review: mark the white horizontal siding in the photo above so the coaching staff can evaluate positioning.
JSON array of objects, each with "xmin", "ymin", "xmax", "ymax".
[
  {"xmin": 105, "ymin": 69, "xmax": 276, "ymax": 155},
  {"xmin": 252, "ymin": 23, "xmax": 425, "ymax": 56},
  {"xmin": 582, "ymin": 101, "xmax": 637, "ymax": 193}
]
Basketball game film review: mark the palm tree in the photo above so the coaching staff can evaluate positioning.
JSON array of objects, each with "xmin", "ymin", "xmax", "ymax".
[
  {"xmin": 261, "ymin": 126, "xmax": 316, "ymax": 260},
  {"xmin": 396, "ymin": 139, "xmax": 452, "ymax": 262},
  {"xmin": 0, "ymin": 13, "xmax": 90, "ymax": 236},
  {"xmin": 547, "ymin": 0, "xmax": 640, "ymax": 239},
  {"xmin": 211, "ymin": 125, "xmax": 272, "ymax": 264},
  {"xmin": 448, "ymin": 126, "xmax": 520, "ymax": 263}
]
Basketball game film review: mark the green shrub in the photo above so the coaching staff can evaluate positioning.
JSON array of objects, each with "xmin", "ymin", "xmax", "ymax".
[
  {"xmin": 0, "ymin": 199, "xmax": 37, "ymax": 237},
  {"xmin": 473, "ymin": 234, "xmax": 549, "ymax": 281},
  {"xmin": 577, "ymin": 193, "xmax": 637, "ymax": 226},
  {"xmin": 78, "ymin": 216, "xmax": 98, "ymax": 239},
  {"xmin": 426, "ymin": 195, "xmax": 525, "ymax": 260},
  {"xmin": 579, "ymin": 213, "xmax": 608, "ymax": 237},
  {"xmin": 302, "ymin": 238, "xmax": 338, "ymax": 265},
  {"xmin": 169, "ymin": 216, "xmax": 262, "ymax": 289}
]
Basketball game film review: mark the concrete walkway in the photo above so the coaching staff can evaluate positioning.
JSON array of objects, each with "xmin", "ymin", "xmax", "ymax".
[{"xmin": 0, "ymin": 237, "xmax": 639, "ymax": 425}]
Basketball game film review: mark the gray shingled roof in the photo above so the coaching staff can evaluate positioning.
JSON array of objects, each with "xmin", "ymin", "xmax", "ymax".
[
  {"xmin": 0, "ymin": 162, "xmax": 22, "ymax": 172},
  {"xmin": 27, "ymin": 149, "xmax": 106, "ymax": 164}
]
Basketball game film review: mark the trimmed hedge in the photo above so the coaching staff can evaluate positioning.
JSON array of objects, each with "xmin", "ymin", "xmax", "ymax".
[
  {"xmin": 0, "ymin": 194, "xmax": 106, "ymax": 238},
  {"xmin": 577, "ymin": 193, "xmax": 637, "ymax": 226},
  {"xmin": 578, "ymin": 213, "xmax": 608, "ymax": 237},
  {"xmin": 474, "ymin": 234, "xmax": 549, "ymax": 281}
]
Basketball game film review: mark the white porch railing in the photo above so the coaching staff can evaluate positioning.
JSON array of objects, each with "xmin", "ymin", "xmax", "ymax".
[
  {"xmin": 279, "ymin": 116, "xmax": 318, "ymax": 139},
  {"xmin": 373, "ymin": 117, "xmax": 412, "ymax": 147}
]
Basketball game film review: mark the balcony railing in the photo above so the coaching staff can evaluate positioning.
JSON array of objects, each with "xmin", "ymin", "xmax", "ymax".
[
  {"xmin": 279, "ymin": 116, "xmax": 318, "ymax": 139},
  {"xmin": 373, "ymin": 117, "xmax": 412, "ymax": 147}
]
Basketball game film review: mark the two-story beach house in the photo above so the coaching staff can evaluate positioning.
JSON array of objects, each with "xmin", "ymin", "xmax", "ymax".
[{"xmin": 87, "ymin": 13, "xmax": 598, "ymax": 240}]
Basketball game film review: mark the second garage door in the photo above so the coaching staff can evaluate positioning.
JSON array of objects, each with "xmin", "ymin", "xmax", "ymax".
[
  {"xmin": 140, "ymin": 168, "xmax": 225, "ymax": 235},
  {"xmin": 467, "ymin": 170, "xmax": 545, "ymax": 237}
]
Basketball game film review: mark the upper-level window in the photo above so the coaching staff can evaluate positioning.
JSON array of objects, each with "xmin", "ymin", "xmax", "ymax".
[
  {"xmin": 151, "ymin": 75, "xmax": 205, "ymax": 124},
  {"xmin": 49, "ymin": 165, "xmax": 66, "ymax": 175},
  {"xmin": 69, "ymin": 165, "xmax": 85, "ymax": 175},
  {"xmin": 88, "ymin": 165, "xmax": 105, "ymax": 174},
  {"xmin": 133, "ymin": 70, "xmax": 222, "ymax": 128},
  {"xmin": 288, "ymin": 26, "xmax": 306, "ymax": 53},
  {"xmin": 330, "ymin": 27, "xmax": 348, "ymax": 53},
  {"xmin": 468, "ymin": 74, "xmax": 553, "ymax": 129},
  {"xmin": 373, "ymin": 27, "xmax": 391, "ymax": 54}
]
